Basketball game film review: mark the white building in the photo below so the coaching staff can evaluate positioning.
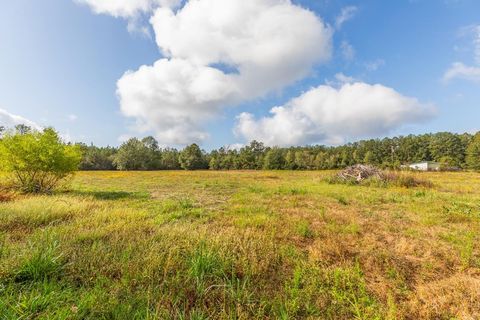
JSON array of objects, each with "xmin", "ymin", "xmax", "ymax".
[{"xmin": 408, "ymin": 161, "xmax": 440, "ymax": 171}]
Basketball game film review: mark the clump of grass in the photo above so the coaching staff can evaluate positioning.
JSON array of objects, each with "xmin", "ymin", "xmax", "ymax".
[
  {"xmin": 15, "ymin": 236, "xmax": 64, "ymax": 282},
  {"xmin": 276, "ymin": 187, "xmax": 308, "ymax": 195},
  {"xmin": 178, "ymin": 309, "xmax": 209, "ymax": 320},
  {"xmin": 441, "ymin": 202, "xmax": 480, "ymax": 223},
  {"xmin": 382, "ymin": 173, "xmax": 433, "ymax": 188},
  {"xmin": 158, "ymin": 197, "xmax": 206, "ymax": 222},
  {"xmin": 296, "ymin": 220, "xmax": 314, "ymax": 238},
  {"xmin": 178, "ymin": 197, "xmax": 195, "ymax": 210},
  {"xmin": 276, "ymin": 263, "xmax": 382, "ymax": 319},
  {"xmin": 440, "ymin": 231, "xmax": 478, "ymax": 269},
  {"xmin": 0, "ymin": 281, "xmax": 74, "ymax": 319},
  {"xmin": 335, "ymin": 195, "xmax": 350, "ymax": 205},
  {"xmin": 324, "ymin": 264, "xmax": 382, "ymax": 319},
  {"xmin": 188, "ymin": 242, "xmax": 226, "ymax": 294}
]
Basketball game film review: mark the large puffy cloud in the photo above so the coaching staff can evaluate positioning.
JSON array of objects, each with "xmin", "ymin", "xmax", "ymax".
[
  {"xmin": 235, "ymin": 82, "xmax": 435, "ymax": 146},
  {"xmin": 117, "ymin": 58, "xmax": 240, "ymax": 144},
  {"xmin": 114, "ymin": 0, "xmax": 332, "ymax": 144},
  {"xmin": 0, "ymin": 108, "xmax": 41, "ymax": 130},
  {"xmin": 150, "ymin": 0, "xmax": 331, "ymax": 94}
]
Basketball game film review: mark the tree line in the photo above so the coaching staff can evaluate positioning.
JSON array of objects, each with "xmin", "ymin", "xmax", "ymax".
[
  {"xmin": 2, "ymin": 125, "xmax": 479, "ymax": 172},
  {"xmin": 78, "ymin": 131, "xmax": 480, "ymax": 171},
  {"xmin": 3, "ymin": 125, "xmax": 478, "ymax": 194}
]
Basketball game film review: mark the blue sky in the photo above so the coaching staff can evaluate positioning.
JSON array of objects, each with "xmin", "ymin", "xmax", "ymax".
[{"xmin": 1, "ymin": 0, "xmax": 479, "ymax": 149}]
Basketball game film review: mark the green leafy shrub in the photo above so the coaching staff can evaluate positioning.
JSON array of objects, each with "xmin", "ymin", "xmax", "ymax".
[{"xmin": 0, "ymin": 127, "xmax": 81, "ymax": 193}]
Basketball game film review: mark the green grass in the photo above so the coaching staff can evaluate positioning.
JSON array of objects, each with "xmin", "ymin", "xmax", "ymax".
[{"xmin": 1, "ymin": 170, "xmax": 480, "ymax": 319}]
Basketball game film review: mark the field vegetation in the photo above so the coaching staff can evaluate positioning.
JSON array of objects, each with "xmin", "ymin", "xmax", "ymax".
[{"xmin": 1, "ymin": 170, "xmax": 480, "ymax": 319}]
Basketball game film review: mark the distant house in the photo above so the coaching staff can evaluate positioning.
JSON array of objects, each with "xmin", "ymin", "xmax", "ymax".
[{"xmin": 408, "ymin": 161, "xmax": 441, "ymax": 171}]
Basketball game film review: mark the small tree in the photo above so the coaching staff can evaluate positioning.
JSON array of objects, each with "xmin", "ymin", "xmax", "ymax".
[
  {"xmin": 0, "ymin": 127, "xmax": 81, "ymax": 193},
  {"xmin": 113, "ymin": 138, "xmax": 153, "ymax": 170},
  {"xmin": 263, "ymin": 148, "xmax": 285, "ymax": 170},
  {"xmin": 161, "ymin": 148, "xmax": 181, "ymax": 170},
  {"xmin": 179, "ymin": 144, "xmax": 207, "ymax": 170}
]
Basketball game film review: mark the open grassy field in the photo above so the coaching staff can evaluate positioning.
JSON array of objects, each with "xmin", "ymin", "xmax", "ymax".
[{"xmin": 1, "ymin": 171, "xmax": 480, "ymax": 319}]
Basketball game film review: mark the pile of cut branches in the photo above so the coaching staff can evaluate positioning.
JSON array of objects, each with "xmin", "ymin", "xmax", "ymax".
[
  {"xmin": 336, "ymin": 164, "xmax": 384, "ymax": 182},
  {"xmin": 328, "ymin": 164, "xmax": 433, "ymax": 188}
]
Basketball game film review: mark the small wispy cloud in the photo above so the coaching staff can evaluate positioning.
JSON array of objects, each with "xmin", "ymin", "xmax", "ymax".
[
  {"xmin": 443, "ymin": 24, "xmax": 480, "ymax": 84},
  {"xmin": 0, "ymin": 108, "xmax": 41, "ymax": 130},
  {"xmin": 340, "ymin": 40, "xmax": 355, "ymax": 61},
  {"xmin": 326, "ymin": 73, "xmax": 359, "ymax": 87},
  {"xmin": 443, "ymin": 62, "xmax": 480, "ymax": 83},
  {"xmin": 365, "ymin": 59, "xmax": 386, "ymax": 71},
  {"xmin": 335, "ymin": 6, "xmax": 358, "ymax": 29},
  {"xmin": 473, "ymin": 25, "xmax": 480, "ymax": 65},
  {"xmin": 68, "ymin": 114, "xmax": 78, "ymax": 121}
]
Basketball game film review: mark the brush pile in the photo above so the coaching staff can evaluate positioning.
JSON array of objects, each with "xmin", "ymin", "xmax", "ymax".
[
  {"xmin": 336, "ymin": 164, "xmax": 384, "ymax": 182},
  {"xmin": 329, "ymin": 164, "xmax": 433, "ymax": 188}
]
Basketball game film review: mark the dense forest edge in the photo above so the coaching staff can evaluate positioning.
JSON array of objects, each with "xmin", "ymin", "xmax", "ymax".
[{"xmin": 2, "ymin": 125, "xmax": 480, "ymax": 171}]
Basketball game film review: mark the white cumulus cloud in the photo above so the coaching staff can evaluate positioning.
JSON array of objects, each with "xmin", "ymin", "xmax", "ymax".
[
  {"xmin": 117, "ymin": 58, "xmax": 240, "ymax": 144},
  {"xmin": 0, "ymin": 108, "xmax": 41, "ymax": 130},
  {"xmin": 114, "ymin": 0, "xmax": 332, "ymax": 145},
  {"xmin": 235, "ymin": 82, "xmax": 435, "ymax": 146}
]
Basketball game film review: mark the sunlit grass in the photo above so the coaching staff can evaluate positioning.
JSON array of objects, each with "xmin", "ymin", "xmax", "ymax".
[{"xmin": 1, "ymin": 170, "xmax": 480, "ymax": 319}]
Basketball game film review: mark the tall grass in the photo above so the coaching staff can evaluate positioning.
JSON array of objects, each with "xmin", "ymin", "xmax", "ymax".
[{"xmin": 15, "ymin": 236, "xmax": 64, "ymax": 282}]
